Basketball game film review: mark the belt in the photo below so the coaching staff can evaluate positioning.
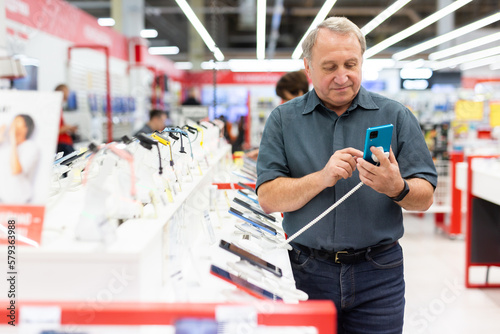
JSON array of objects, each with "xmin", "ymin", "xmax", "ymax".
[{"xmin": 292, "ymin": 241, "xmax": 398, "ymax": 264}]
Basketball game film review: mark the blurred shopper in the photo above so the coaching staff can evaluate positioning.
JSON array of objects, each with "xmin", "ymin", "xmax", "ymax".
[
  {"xmin": 245, "ymin": 70, "xmax": 310, "ymax": 160},
  {"xmin": 134, "ymin": 109, "xmax": 167, "ymax": 136},
  {"xmin": 275, "ymin": 70, "xmax": 309, "ymax": 103},
  {"xmin": 182, "ymin": 87, "xmax": 201, "ymax": 105},
  {"xmin": 55, "ymin": 84, "xmax": 78, "ymax": 156},
  {"xmin": 256, "ymin": 17, "xmax": 437, "ymax": 333}
]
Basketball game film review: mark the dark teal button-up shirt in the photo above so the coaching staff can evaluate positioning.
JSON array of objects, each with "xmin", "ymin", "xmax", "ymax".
[{"xmin": 256, "ymin": 87, "xmax": 437, "ymax": 251}]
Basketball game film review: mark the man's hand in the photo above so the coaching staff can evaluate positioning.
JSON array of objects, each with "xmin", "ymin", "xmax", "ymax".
[
  {"xmin": 357, "ymin": 147, "xmax": 404, "ymax": 197},
  {"xmin": 321, "ymin": 147, "xmax": 364, "ymax": 187}
]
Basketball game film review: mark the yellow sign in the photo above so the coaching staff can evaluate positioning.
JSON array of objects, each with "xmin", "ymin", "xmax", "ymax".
[
  {"xmin": 490, "ymin": 102, "xmax": 500, "ymax": 127},
  {"xmin": 455, "ymin": 100, "xmax": 484, "ymax": 121}
]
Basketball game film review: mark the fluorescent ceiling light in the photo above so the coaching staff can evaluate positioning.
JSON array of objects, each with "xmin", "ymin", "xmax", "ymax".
[
  {"xmin": 174, "ymin": 62, "xmax": 193, "ymax": 70},
  {"xmin": 393, "ymin": 12, "xmax": 500, "ymax": 60},
  {"xmin": 460, "ymin": 54, "xmax": 500, "ymax": 70},
  {"xmin": 97, "ymin": 18, "xmax": 115, "ymax": 27},
  {"xmin": 364, "ymin": 58, "xmax": 397, "ymax": 70},
  {"xmin": 431, "ymin": 44, "xmax": 500, "ymax": 70},
  {"xmin": 361, "ymin": 0, "xmax": 413, "ymax": 35},
  {"xmin": 201, "ymin": 61, "xmax": 231, "ymax": 70},
  {"xmin": 364, "ymin": 0, "xmax": 473, "ymax": 59},
  {"xmin": 491, "ymin": 62, "xmax": 500, "ymax": 70},
  {"xmin": 400, "ymin": 67, "xmax": 433, "ymax": 79},
  {"xmin": 149, "ymin": 46, "xmax": 180, "ymax": 55},
  {"xmin": 140, "ymin": 29, "xmax": 158, "ymax": 39},
  {"xmin": 429, "ymin": 31, "xmax": 500, "ymax": 60},
  {"xmin": 174, "ymin": 0, "xmax": 224, "ymax": 61},
  {"xmin": 291, "ymin": 0, "xmax": 338, "ymax": 59},
  {"xmin": 257, "ymin": 0, "xmax": 266, "ymax": 60},
  {"xmin": 228, "ymin": 59, "xmax": 304, "ymax": 72}
]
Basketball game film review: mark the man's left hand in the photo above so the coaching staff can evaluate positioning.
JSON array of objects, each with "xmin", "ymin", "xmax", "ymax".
[{"xmin": 356, "ymin": 147, "xmax": 405, "ymax": 197}]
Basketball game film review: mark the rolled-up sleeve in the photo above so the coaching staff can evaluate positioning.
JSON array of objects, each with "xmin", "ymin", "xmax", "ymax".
[
  {"xmin": 395, "ymin": 108, "xmax": 438, "ymax": 188},
  {"xmin": 256, "ymin": 108, "xmax": 290, "ymax": 195}
]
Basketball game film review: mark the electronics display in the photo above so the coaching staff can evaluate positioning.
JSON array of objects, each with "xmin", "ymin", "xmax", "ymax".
[
  {"xmin": 233, "ymin": 197, "xmax": 276, "ymax": 222},
  {"xmin": 228, "ymin": 207, "xmax": 277, "ymax": 236},
  {"xmin": 219, "ymin": 239, "xmax": 282, "ymax": 277},
  {"xmin": 210, "ymin": 264, "xmax": 282, "ymax": 300},
  {"xmin": 363, "ymin": 124, "xmax": 393, "ymax": 165},
  {"xmin": 237, "ymin": 181, "xmax": 256, "ymax": 193},
  {"xmin": 237, "ymin": 189, "xmax": 259, "ymax": 204}
]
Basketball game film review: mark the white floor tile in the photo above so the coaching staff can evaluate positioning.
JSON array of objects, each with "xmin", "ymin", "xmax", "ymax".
[{"xmin": 401, "ymin": 213, "xmax": 500, "ymax": 334}]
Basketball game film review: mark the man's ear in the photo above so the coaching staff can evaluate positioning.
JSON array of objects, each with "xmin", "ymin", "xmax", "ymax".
[{"xmin": 303, "ymin": 58, "xmax": 311, "ymax": 77}]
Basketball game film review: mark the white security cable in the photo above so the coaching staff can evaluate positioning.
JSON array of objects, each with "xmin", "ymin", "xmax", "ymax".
[{"xmin": 276, "ymin": 181, "xmax": 364, "ymax": 249}]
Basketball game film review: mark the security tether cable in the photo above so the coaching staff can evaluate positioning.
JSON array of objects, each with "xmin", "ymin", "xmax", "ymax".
[{"xmin": 276, "ymin": 181, "xmax": 364, "ymax": 249}]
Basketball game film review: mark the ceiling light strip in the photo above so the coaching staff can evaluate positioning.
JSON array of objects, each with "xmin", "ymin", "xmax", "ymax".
[
  {"xmin": 429, "ymin": 31, "xmax": 500, "ymax": 60},
  {"xmin": 257, "ymin": 0, "xmax": 267, "ymax": 60},
  {"xmin": 361, "ymin": 0, "xmax": 413, "ymax": 36},
  {"xmin": 174, "ymin": 0, "xmax": 224, "ymax": 61},
  {"xmin": 291, "ymin": 0, "xmax": 338, "ymax": 59},
  {"xmin": 364, "ymin": 0, "xmax": 473, "ymax": 59},
  {"xmin": 393, "ymin": 11, "xmax": 500, "ymax": 60},
  {"xmin": 431, "ymin": 44, "xmax": 500, "ymax": 70},
  {"xmin": 460, "ymin": 54, "xmax": 500, "ymax": 70}
]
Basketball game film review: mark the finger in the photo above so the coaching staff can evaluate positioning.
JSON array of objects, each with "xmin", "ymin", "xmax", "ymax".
[
  {"xmin": 342, "ymin": 147, "xmax": 364, "ymax": 158},
  {"xmin": 370, "ymin": 146, "xmax": 389, "ymax": 165},
  {"xmin": 388, "ymin": 147, "xmax": 397, "ymax": 163}
]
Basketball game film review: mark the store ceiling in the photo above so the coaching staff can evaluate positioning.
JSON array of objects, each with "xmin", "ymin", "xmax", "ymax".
[{"xmin": 67, "ymin": 0, "xmax": 500, "ymax": 65}]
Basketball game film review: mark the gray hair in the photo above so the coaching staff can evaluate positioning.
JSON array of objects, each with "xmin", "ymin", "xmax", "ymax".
[{"xmin": 301, "ymin": 17, "xmax": 366, "ymax": 61}]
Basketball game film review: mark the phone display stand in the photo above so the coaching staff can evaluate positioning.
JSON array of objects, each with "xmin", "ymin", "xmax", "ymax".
[{"xmin": 226, "ymin": 260, "xmax": 308, "ymax": 303}]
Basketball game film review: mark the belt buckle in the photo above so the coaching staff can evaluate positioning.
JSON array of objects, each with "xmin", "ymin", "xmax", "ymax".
[{"xmin": 335, "ymin": 251, "xmax": 348, "ymax": 264}]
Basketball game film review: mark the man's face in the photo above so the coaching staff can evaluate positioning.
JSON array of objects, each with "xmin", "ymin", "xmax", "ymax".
[{"xmin": 304, "ymin": 28, "xmax": 363, "ymax": 114}]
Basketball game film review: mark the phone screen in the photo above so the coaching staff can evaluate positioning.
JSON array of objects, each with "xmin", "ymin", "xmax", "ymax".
[
  {"xmin": 363, "ymin": 124, "xmax": 393, "ymax": 165},
  {"xmin": 210, "ymin": 264, "xmax": 282, "ymax": 300},
  {"xmin": 237, "ymin": 189, "xmax": 259, "ymax": 204},
  {"xmin": 237, "ymin": 182, "xmax": 256, "ymax": 193},
  {"xmin": 233, "ymin": 197, "xmax": 276, "ymax": 222},
  {"xmin": 229, "ymin": 207, "xmax": 277, "ymax": 235},
  {"xmin": 219, "ymin": 240, "xmax": 282, "ymax": 277}
]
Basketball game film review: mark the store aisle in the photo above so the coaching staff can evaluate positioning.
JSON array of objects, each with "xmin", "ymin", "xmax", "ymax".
[{"xmin": 401, "ymin": 213, "xmax": 500, "ymax": 334}]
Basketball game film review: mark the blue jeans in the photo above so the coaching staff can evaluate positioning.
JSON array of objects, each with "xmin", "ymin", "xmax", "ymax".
[{"xmin": 289, "ymin": 242, "xmax": 405, "ymax": 334}]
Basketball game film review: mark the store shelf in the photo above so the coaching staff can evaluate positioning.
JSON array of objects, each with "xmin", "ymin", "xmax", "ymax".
[
  {"xmin": 0, "ymin": 300, "xmax": 336, "ymax": 334},
  {"xmin": 0, "ymin": 144, "xmax": 233, "ymax": 302}
]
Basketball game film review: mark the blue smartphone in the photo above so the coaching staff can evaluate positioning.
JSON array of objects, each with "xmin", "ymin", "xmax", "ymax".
[
  {"xmin": 363, "ymin": 124, "xmax": 393, "ymax": 165},
  {"xmin": 228, "ymin": 207, "xmax": 277, "ymax": 235}
]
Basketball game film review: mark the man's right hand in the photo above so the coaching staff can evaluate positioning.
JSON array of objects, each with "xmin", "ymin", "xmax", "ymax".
[{"xmin": 321, "ymin": 147, "xmax": 363, "ymax": 187}]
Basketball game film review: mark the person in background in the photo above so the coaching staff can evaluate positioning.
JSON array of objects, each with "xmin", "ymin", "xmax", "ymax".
[
  {"xmin": 0, "ymin": 114, "xmax": 40, "ymax": 203},
  {"xmin": 182, "ymin": 87, "xmax": 201, "ymax": 105},
  {"xmin": 55, "ymin": 84, "xmax": 78, "ymax": 156},
  {"xmin": 245, "ymin": 70, "xmax": 310, "ymax": 160},
  {"xmin": 134, "ymin": 109, "xmax": 167, "ymax": 136},
  {"xmin": 275, "ymin": 70, "xmax": 309, "ymax": 103},
  {"xmin": 256, "ymin": 17, "xmax": 437, "ymax": 333}
]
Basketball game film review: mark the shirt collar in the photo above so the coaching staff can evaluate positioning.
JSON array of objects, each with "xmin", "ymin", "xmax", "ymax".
[{"xmin": 302, "ymin": 86, "xmax": 380, "ymax": 115}]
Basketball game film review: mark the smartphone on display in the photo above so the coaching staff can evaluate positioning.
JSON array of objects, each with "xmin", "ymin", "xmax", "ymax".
[
  {"xmin": 210, "ymin": 264, "xmax": 282, "ymax": 300},
  {"xmin": 237, "ymin": 182, "xmax": 256, "ymax": 193},
  {"xmin": 219, "ymin": 239, "xmax": 282, "ymax": 277},
  {"xmin": 363, "ymin": 124, "xmax": 393, "ymax": 165},
  {"xmin": 237, "ymin": 189, "xmax": 259, "ymax": 204},
  {"xmin": 233, "ymin": 197, "xmax": 276, "ymax": 222},
  {"xmin": 228, "ymin": 207, "xmax": 277, "ymax": 236}
]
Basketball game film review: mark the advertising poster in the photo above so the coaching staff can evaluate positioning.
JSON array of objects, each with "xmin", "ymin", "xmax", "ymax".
[{"xmin": 0, "ymin": 90, "xmax": 61, "ymax": 246}]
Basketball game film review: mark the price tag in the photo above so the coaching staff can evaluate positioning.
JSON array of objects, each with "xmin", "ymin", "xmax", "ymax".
[{"xmin": 215, "ymin": 305, "xmax": 257, "ymax": 331}]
